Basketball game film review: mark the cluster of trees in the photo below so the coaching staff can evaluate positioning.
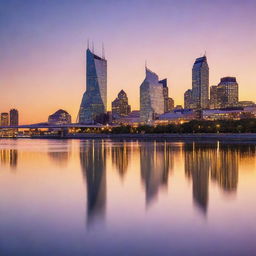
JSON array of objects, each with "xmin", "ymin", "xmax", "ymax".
[{"xmin": 110, "ymin": 119, "xmax": 256, "ymax": 134}]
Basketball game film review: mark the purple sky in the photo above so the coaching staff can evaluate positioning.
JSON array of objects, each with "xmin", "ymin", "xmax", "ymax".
[{"xmin": 1, "ymin": 0, "xmax": 256, "ymax": 123}]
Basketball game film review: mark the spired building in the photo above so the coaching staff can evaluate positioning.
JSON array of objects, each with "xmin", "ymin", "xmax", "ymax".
[
  {"xmin": 140, "ymin": 68, "xmax": 165, "ymax": 123},
  {"xmin": 9, "ymin": 109, "xmax": 19, "ymax": 126},
  {"xmin": 217, "ymin": 77, "xmax": 238, "ymax": 108},
  {"xmin": 112, "ymin": 90, "xmax": 131, "ymax": 118},
  {"xmin": 192, "ymin": 56, "xmax": 209, "ymax": 109},
  {"xmin": 78, "ymin": 48, "xmax": 107, "ymax": 124}
]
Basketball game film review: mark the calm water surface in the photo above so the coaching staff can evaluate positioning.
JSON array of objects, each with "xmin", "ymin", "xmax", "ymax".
[{"xmin": 0, "ymin": 139, "xmax": 256, "ymax": 255}]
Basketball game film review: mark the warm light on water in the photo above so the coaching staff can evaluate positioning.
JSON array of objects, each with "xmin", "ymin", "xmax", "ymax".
[{"xmin": 0, "ymin": 139, "xmax": 256, "ymax": 255}]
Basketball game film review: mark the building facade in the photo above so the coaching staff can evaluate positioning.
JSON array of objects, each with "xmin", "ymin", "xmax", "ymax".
[
  {"xmin": 48, "ymin": 109, "xmax": 71, "ymax": 125},
  {"xmin": 111, "ymin": 90, "xmax": 131, "ymax": 118},
  {"xmin": 184, "ymin": 89, "xmax": 193, "ymax": 109},
  {"xmin": 78, "ymin": 48, "xmax": 107, "ymax": 124},
  {"xmin": 140, "ymin": 68, "xmax": 165, "ymax": 123},
  {"xmin": 217, "ymin": 77, "xmax": 238, "ymax": 108},
  {"xmin": 192, "ymin": 56, "xmax": 209, "ymax": 109},
  {"xmin": 1, "ymin": 113, "xmax": 9, "ymax": 126},
  {"xmin": 9, "ymin": 109, "xmax": 19, "ymax": 126},
  {"xmin": 210, "ymin": 86, "xmax": 218, "ymax": 109}
]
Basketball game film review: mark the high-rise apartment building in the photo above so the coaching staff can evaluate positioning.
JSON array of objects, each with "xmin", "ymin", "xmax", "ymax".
[
  {"xmin": 1, "ymin": 113, "xmax": 9, "ymax": 126},
  {"xmin": 192, "ymin": 56, "xmax": 209, "ymax": 109},
  {"xmin": 9, "ymin": 109, "xmax": 19, "ymax": 126},
  {"xmin": 78, "ymin": 48, "xmax": 107, "ymax": 124},
  {"xmin": 140, "ymin": 68, "xmax": 165, "ymax": 123},
  {"xmin": 217, "ymin": 77, "xmax": 238, "ymax": 108},
  {"xmin": 112, "ymin": 90, "xmax": 131, "ymax": 118}
]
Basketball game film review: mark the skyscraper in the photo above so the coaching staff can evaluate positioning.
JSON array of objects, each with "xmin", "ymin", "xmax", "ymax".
[
  {"xmin": 192, "ymin": 56, "xmax": 209, "ymax": 109},
  {"xmin": 140, "ymin": 68, "xmax": 165, "ymax": 123},
  {"xmin": 159, "ymin": 79, "xmax": 174, "ymax": 113},
  {"xmin": 78, "ymin": 48, "xmax": 107, "ymax": 124},
  {"xmin": 9, "ymin": 109, "xmax": 19, "ymax": 126},
  {"xmin": 210, "ymin": 86, "xmax": 218, "ymax": 109},
  {"xmin": 1, "ymin": 113, "xmax": 9, "ymax": 126},
  {"xmin": 217, "ymin": 77, "xmax": 238, "ymax": 108},
  {"xmin": 184, "ymin": 89, "xmax": 193, "ymax": 109},
  {"xmin": 111, "ymin": 90, "xmax": 131, "ymax": 118}
]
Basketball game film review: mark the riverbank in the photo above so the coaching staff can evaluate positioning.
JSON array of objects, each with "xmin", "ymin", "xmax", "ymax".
[{"xmin": 13, "ymin": 133, "xmax": 256, "ymax": 142}]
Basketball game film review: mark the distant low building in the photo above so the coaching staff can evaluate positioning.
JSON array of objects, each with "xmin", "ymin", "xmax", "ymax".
[
  {"xmin": 202, "ymin": 107, "xmax": 256, "ymax": 120},
  {"xmin": 156, "ymin": 109, "xmax": 196, "ymax": 124},
  {"xmin": 174, "ymin": 105, "xmax": 183, "ymax": 110},
  {"xmin": 1, "ymin": 113, "xmax": 9, "ymax": 126},
  {"xmin": 167, "ymin": 97, "xmax": 175, "ymax": 112},
  {"xmin": 237, "ymin": 101, "xmax": 255, "ymax": 107},
  {"xmin": 48, "ymin": 109, "xmax": 71, "ymax": 125},
  {"xmin": 209, "ymin": 85, "xmax": 218, "ymax": 109},
  {"xmin": 112, "ymin": 110, "xmax": 140, "ymax": 126}
]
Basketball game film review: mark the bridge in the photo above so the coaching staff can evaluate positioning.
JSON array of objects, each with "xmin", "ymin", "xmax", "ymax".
[{"xmin": 0, "ymin": 123, "xmax": 119, "ymax": 129}]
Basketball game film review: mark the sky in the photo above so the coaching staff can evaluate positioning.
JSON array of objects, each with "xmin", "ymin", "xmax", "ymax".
[{"xmin": 1, "ymin": 0, "xmax": 256, "ymax": 124}]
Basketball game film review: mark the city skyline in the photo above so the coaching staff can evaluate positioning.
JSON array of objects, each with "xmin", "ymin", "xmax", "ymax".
[{"xmin": 1, "ymin": 0, "xmax": 256, "ymax": 124}]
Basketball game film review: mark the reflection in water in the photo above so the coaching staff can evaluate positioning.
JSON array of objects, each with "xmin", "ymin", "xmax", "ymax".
[
  {"xmin": 80, "ymin": 140, "xmax": 106, "ymax": 227},
  {"xmin": 48, "ymin": 141, "xmax": 70, "ymax": 167},
  {"xmin": 111, "ymin": 142, "xmax": 130, "ymax": 179},
  {"xmin": 0, "ymin": 149, "xmax": 18, "ymax": 170},
  {"xmin": 185, "ymin": 143, "xmax": 241, "ymax": 214},
  {"xmin": 140, "ymin": 142, "xmax": 176, "ymax": 206}
]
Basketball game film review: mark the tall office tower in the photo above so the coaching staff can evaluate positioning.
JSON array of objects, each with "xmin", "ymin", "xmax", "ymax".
[
  {"xmin": 192, "ymin": 56, "xmax": 209, "ymax": 109},
  {"xmin": 184, "ymin": 89, "xmax": 193, "ymax": 109},
  {"xmin": 111, "ymin": 90, "xmax": 131, "ymax": 118},
  {"xmin": 140, "ymin": 68, "xmax": 165, "ymax": 123},
  {"xmin": 210, "ymin": 86, "xmax": 218, "ymax": 109},
  {"xmin": 217, "ymin": 77, "xmax": 238, "ymax": 108},
  {"xmin": 159, "ymin": 79, "xmax": 169, "ymax": 113},
  {"xmin": 1, "ymin": 113, "xmax": 9, "ymax": 126},
  {"xmin": 9, "ymin": 109, "xmax": 19, "ymax": 126},
  {"xmin": 78, "ymin": 48, "xmax": 107, "ymax": 124}
]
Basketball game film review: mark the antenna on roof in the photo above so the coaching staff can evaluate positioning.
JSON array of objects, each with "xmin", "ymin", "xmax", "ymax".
[
  {"xmin": 92, "ymin": 41, "xmax": 94, "ymax": 53},
  {"xmin": 145, "ymin": 60, "xmax": 147, "ymax": 69},
  {"xmin": 102, "ymin": 42, "xmax": 105, "ymax": 59},
  {"xmin": 87, "ymin": 39, "xmax": 89, "ymax": 50},
  {"xmin": 204, "ymin": 50, "xmax": 207, "ymax": 57}
]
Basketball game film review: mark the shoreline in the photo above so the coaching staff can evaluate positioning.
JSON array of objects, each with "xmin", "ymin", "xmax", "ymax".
[{"xmin": 1, "ymin": 133, "xmax": 256, "ymax": 142}]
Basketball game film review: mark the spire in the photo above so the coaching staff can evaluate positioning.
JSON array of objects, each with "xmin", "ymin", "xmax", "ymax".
[{"xmin": 87, "ymin": 39, "xmax": 89, "ymax": 50}]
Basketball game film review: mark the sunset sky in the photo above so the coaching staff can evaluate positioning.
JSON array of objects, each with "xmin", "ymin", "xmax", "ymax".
[{"xmin": 1, "ymin": 0, "xmax": 256, "ymax": 124}]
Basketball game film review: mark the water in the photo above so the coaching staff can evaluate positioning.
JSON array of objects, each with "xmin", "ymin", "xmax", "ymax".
[{"xmin": 0, "ymin": 139, "xmax": 256, "ymax": 255}]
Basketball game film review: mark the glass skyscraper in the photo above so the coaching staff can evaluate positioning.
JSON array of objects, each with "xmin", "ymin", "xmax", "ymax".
[
  {"xmin": 192, "ymin": 56, "xmax": 209, "ymax": 109},
  {"xmin": 78, "ymin": 48, "xmax": 107, "ymax": 124},
  {"xmin": 140, "ymin": 68, "xmax": 164, "ymax": 123}
]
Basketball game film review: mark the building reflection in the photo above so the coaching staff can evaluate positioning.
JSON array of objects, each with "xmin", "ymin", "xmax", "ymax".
[
  {"xmin": 140, "ymin": 141, "xmax": 176, "ymax": 206},
  {"xmin": 80, "ymin": 140, "xmax": 106, "ymax": 227},
  {"xmin": 0, "ymin": 149, "xmax": 18, "ymax": 170},
  {"xmin": 111, "ymin": 142, "xmax": 130, "ymax": 179},
  {"xmin": 47, "ymin": 141, "xmax": 70, "ymax": 167},
  {"xmin": 185, "ymin": 143, "xmax": 241, "ymax": 214}
]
